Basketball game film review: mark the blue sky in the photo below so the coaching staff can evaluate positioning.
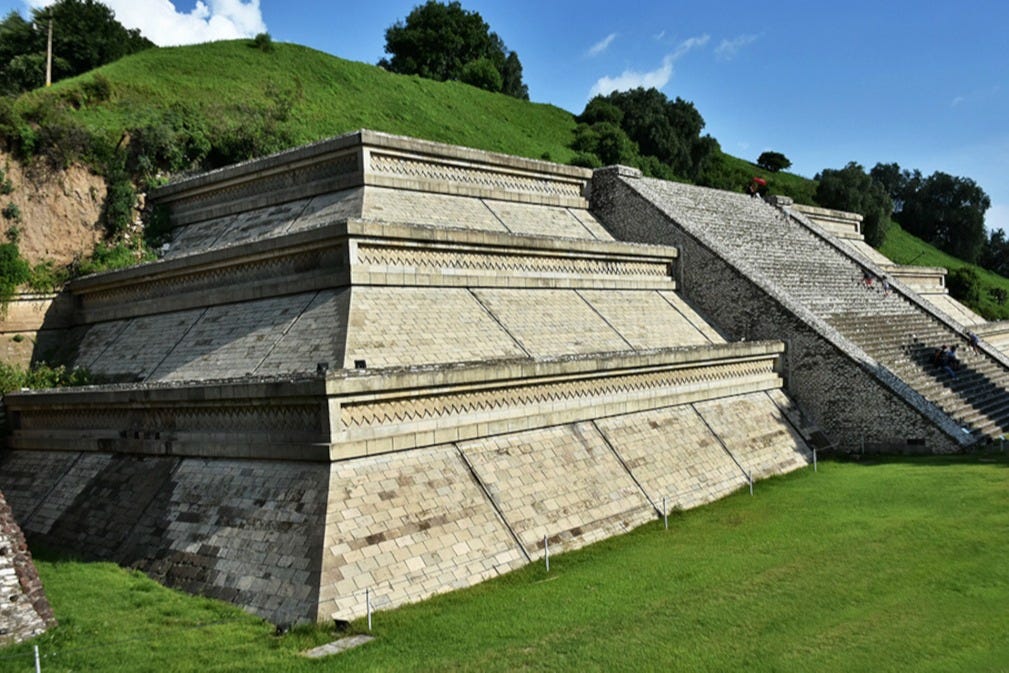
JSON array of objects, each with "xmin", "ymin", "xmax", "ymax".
[{"xmin": 5, "ymin": 0, "xmax": 1009, "ymax": 232}]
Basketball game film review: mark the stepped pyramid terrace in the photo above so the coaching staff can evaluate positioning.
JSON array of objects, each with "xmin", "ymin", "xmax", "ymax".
[{"xmin": 0, "ymin": 131, "xmax": 813, "ymax": 626}]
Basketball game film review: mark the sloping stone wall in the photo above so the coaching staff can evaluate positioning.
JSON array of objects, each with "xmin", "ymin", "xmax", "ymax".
[{"xmin": 0, "ymin": 490, "xmax": 55, "ymax": 646}]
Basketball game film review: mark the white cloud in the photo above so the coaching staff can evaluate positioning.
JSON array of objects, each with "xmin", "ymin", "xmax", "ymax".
[
  {"xmin": 587, "ymin": 33, "xmax": 617, "ymax": 58},
  {"xmin": 715, "ymin": 34, "xmax": 758, "ymax": 61},
  {"xmin": 24, "ymin": 0, "xmax": 266, "ymax": 46},
  {"xmin": 589, "ymin": 34, "xmax": 709, "ymax": 98},
  {"xmin": 951, "ymin": 95, "xmax": 965, "ymax": 107}
]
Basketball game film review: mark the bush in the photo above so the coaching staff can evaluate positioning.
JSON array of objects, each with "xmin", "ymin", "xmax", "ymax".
[
  {"xmin": 251, "ymin": 32, "xmax": 275, "ymax": 53},
  {"xmin": 82, "ymin": 74, "xmax": 114, "ymax": 104},
  {"xmin": 27, "ymin": 259, "xmax": 69, "ymax": 293},
  {"xmin": 568, "ymin": 152, "xmax": 602, "ymax": 169},
  {"xmin": 947, "ymin": 267, "xmax": 981, "ymax": 306},
  {"xmin": 2, "ymin": 202, "xmax": 20, "ymax": 222},
  {"xmin": 460, "ymin": 58, "xmax": 502, "ymax": 93},
  {"xmin": 0, "ymin": 240, "xmax": 30, "ymax": 312},
  {"xmin": 74, "ymin": 241, "xmax": 154, "ymax": 277},
  {"xmin": 126, "ymin": 105, "xmax": 212, "ymax": 177},
  {"xmin": 0, "ymin": 361, "xmax": 91, "ymax": 394},
  {"xmin": 102, "ymin": 162, "xmax": 136, "ymax": 236}
]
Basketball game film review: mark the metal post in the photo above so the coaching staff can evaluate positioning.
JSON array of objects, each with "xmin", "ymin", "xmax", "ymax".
[
  {"xmin": 748, "ymin": 471, "xmax": 753, "ymax": 496},
  {"xmin": 544, "ymin": 535, "xmax": 550, "ymax": 572},
  {"xmin": 663, "ymin": 496, "xmax": 668, "ymax": 530},
  {"xmin": 366, "ymin": 588, "xmax": 372, "ymax": 632},
  {"xmin": 34, "ymin": 645, "xmax": 41, "ymax": 673},
  {"xmin": 813, "ymin": 448, "xmax": 818, "ymax": 472}
]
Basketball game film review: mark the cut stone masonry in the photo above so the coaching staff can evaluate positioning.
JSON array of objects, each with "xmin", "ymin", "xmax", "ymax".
[{"xmin": 2, "ymin": 131, "xmax": 811, "ymax": 626}]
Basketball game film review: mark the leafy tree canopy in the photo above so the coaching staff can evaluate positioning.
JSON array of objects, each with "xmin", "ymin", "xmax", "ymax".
[
  {"xmin": 0, "ymin": 0, "xmax": 153, "ymax": 95},
  {"xmin": 872, "ymin": 161, "xmax": 991, "ymax": 264},
  {"xmin": 814, "ymin": 161, "xmax": 892, "ymax": 247},
  {"xmin": 898, "ymin": 171, "xmax": 990, "ymax": 264},
  {"xmin": 379, "ymin": 1, "xmax": 528, "ymax": 100},
  {"xmin": 756, "ymin": 150, "xmax": 791, "ymax": 172},
  {"xmin": 574, "ymin": 87, "xmax": 720, "ymax": 182}
]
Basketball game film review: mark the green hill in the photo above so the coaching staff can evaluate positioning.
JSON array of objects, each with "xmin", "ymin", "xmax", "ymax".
[
  {"xmin": 3, "ymin": 38, "xmax": 1006, "ymax": 320},
  {"xmin": 6, "ymin": 41, "xmax": 580, "ymax": 168}
]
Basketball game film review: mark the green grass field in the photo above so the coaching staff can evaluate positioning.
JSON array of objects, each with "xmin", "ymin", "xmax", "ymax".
[{"xmin": 3, "ymin": 455, "xmax": 1008, "ymax": 673}]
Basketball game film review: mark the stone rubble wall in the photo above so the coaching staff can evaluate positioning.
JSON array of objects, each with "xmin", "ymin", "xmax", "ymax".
[{"xmin": 0, "ymin": 490, "xmax": 55, "ymax": 646}]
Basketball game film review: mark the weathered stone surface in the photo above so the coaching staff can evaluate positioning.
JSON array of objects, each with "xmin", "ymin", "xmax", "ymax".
[
  {"xmin": 0, "ymin": 131, "xmax": 815, "ymax": 626},
  {"xmin": 590, "ymin": 169, "xmax": 1008, "ymax": 450},
  {"xmin": 0, "ymin": 490, "xmax": 55, "ymax": 647}
]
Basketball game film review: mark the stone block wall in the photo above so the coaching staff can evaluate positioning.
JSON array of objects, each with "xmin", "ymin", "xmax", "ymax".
[
  {"xmin": 0, "ymin": 451, "xmax": 328, "ymax": 627},
  {"xmin": 590, "ymin": 168, "xmax": 962, "ymax": 453},
  {"xmin": 0, "ymin": 490, "xmax": 55, "ymax": 646}
]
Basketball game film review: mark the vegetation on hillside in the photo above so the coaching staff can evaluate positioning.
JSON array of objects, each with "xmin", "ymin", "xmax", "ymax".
[
  {"xmin": 379, "ymin": 0, "xmax": 528, "ymax": 100},
  {"xmin": 880, "ymin": 221, "xmax": 1009, "ymax": 320},
  {"xmin": 2, "ymin": 456, "xmax": 1008, "ymax": 672}
]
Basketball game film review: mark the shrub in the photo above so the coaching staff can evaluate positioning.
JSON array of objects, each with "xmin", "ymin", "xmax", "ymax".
[
  {"xmin": 0, "ymin": 240, "xmax": 30, "ymax": 312},
  {"xmin": 0, "ymin": 361, "xmax": 91, "ymax": 394},
  {"xmin": 251, "ymin": 32, "xmax": 275, "ymax": 53},
  {"xmin": 102, "ymin": 161, "xmax": 136, "ymax": 236},
  {"xmin": 2, "ymin": 202, "xmax": 20, "ymax": 222},
  {"xmin": 460, "ymin": 58, "xmax": 502, "ymax": 93},
  {"xmin": 27, "ymin": 259, "xmax": 69, "ymax": 293},
  {"xmin": 947, "ymin": 267, "xmax": 981, "ymax": 306},
  {"xmin": 82, "ymin": 74, "xmax": 113, "ymax": 103},
  {"xmin": 74, "ymin": 241, "xmax": 154, "ymax": 277},
  {"xmin": 568, "ymin": 152, "xmax": 602, "ymax": 169}
]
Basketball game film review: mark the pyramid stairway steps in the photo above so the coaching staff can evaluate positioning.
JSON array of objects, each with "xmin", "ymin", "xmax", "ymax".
[{"xmin": 625, "ymin": 177, "xmax": 1009, "ymax": 444}]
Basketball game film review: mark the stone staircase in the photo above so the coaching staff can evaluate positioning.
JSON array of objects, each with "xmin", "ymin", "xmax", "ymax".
[{"xmin": 599, "ymin": 175, "xmax": 1009, "ymax": 444}]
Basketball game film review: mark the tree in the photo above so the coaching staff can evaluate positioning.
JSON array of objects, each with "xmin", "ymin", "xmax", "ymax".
[
  {"xmin": 379, "ymin": 1, "xmax": 528, "ymax": 99},
  {"xmin": 576, "ymin": 87, "xmax": 719, "ymax": 181},
  {"xmin": 981, "ymin": 228, "xmax": 1009, "ymax": 278},
  {"xmin": 898, "ymin": 172, "xmax": 989, "ymax": 264},
  {"xmin": 814, "ymin": 161, "xmax": 893, "ymax": 247},
  {"xmin": 870, "ymin": 162, "xmax": 921, "ymax": 215},
  {"xmin": 0, "ymin": 0, "xmax": 153, "ymax": 94},
  {"xmin": 756, "ymin": 151, "xmax": 791, "ymax": 172}
]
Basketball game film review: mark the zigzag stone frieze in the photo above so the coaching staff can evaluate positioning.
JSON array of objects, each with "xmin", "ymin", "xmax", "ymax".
[
  {"xmin": 354, "ymin": 243, "xmax": 670, "ymax": 281},
  {"xmin": 340, "ymin": 359, "xmax": 777, "ymax": 430},
  {"xmin": 16, "ymin": 403, "xmax": 323, "ymax": 439},
  {"xmin": 170, "ymin": 153, "xmax": 359, "ymax": 219},
  {"xmin": 368, "ymin": 151, "xmax": 585, "ymax": 201},
  {"xmin": 81, "ymin": 248, "xmax": 344, "ymax": 311}
]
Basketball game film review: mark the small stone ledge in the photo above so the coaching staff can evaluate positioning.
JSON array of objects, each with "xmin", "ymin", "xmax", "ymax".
[
  {"xmin": 595, "ymin": 165, "xmax": 643, "ymax": 179},
  {"xmin": 303, "ymin": 634, "xmax": 374, "ymax": 658}
]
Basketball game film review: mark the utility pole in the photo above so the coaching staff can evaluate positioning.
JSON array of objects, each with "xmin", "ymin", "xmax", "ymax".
[{"xmin": 45, "ymin": 18, "xmax": 53, "ymax": 87}]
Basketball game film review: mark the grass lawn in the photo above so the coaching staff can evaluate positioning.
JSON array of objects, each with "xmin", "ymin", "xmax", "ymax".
[{"xmin": 3, "ymin": 455, "xmax": 1009, "ymax": 672}]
